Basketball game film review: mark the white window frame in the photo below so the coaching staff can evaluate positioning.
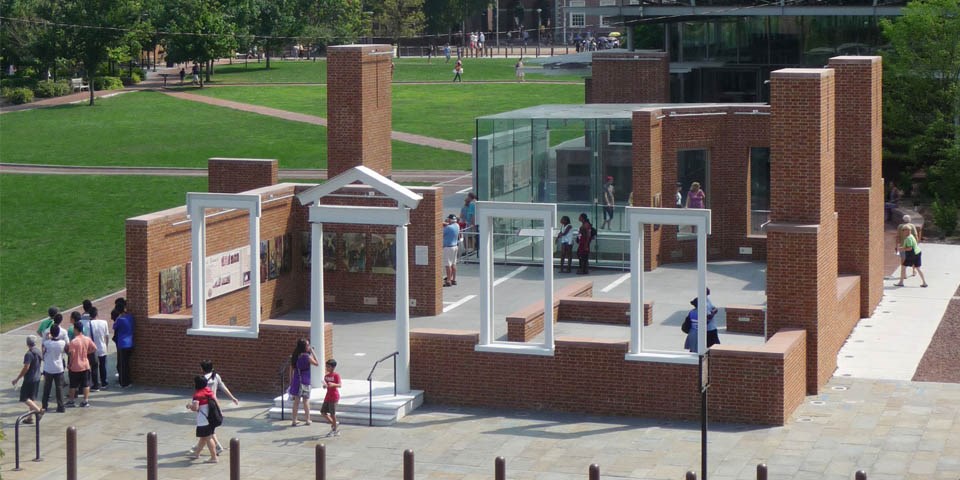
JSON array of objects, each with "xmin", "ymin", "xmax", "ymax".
[
  {"xmin": 569, "ymin": 12, "xmax": 585, "ymax": 28},
  {"xmin": 475, "ymin": 201, "xmax": 557, "ymax": 356},
  {"xmin": 599, "ymin": 15, "xmax": 611, "ymax": 27},
  {"xmin": 599, "ymin": 0, "xmax": 617, "ymax": 6},
  {"xmin": 186, "ymin": 192, "xmax": 262, "ymax": 339},
  {"xmin": 625, "ymin": 207, "xmax": 711, "ymax": 364},
  {"xmin": 569, "ymin": 0, "xmax": 585, "ymax": 7}
]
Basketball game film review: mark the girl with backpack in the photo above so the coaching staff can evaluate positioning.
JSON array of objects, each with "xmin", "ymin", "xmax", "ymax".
[
  {"xmin": 196, "ymin": 361, "xmax": 239, "ymax": 455},
  {"xmin": 186, "ymin": 375, "xmax": 219, "ymax": 463}
]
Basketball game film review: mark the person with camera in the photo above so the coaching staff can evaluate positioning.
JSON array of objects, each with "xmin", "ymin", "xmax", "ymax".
[{"xmin": 288, "ymin": 339, "xmax": 319, "ymax": 426}]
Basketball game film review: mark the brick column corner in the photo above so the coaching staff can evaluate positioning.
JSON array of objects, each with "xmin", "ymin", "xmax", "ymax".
[
  {"xmin": 589, "ymin": 51, "xmax": 669, "ymax": 104},
  {"xmin": 632, "ymin": 109, "xmax": 664, "ymax": 270},
  {"xmin": 208, "ymin": 158, "xmax": 279, "ymax": 193}
]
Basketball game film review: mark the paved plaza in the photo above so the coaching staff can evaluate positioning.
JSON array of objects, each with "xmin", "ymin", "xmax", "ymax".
[{"xmin": 3, "ymin": 241, "xmax": 960, "ymax": 479}]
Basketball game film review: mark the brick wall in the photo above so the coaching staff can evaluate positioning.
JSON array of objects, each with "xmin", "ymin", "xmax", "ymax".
[
  {"xmin": 558, "ymin": 298, "xmax": 653, "ymax": 326},
  {"xmin": 130, "ymin": 315, "xmax": 333, "ymax": 394},
  {"xmin": 587, "ymin": 51, "xmax": 669, "ymax": 104},
  {"xmin": 632, "ymin": 110, "xmax": 664, "ymax": 270},
  {"xmin": 208, "ymin": 158, "xmax": 278, "ymax": 194},
  {"xmin": 829, "ymin": 57, "xmax": 884, "ymax": 318},
  {"xmin": 327, "ymin": 45, "xmax": 393, "ymax": 178},
  {"xmin": 767, "ymin": 69, "xmax": 840, "ymax": 394},
  {"xmin": 725, "ymin": 305, "xmax": 765, "ymax": 335},
  {"xmin": 410, "ymin": 328, "xmax": 807, "ymax": 425}
]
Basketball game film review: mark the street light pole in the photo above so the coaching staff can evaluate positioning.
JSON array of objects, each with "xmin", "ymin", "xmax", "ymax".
[{"xmin": 496, "ymin": 0, "xmax": 499, "ymax": 49}]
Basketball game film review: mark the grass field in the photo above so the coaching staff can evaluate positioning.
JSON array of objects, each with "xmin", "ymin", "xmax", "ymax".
[
  {"xmin": 195, "ymin": 83, "xmax": 584, "ymax": 143},
  {"xmin": 207, "ymin": 57, "xmax": 585, "ymax": 84},
  {"xmin": 0, "ymin": 90, "xmax": 469, "ymax": 170},
  {"xmin": 0, "ymin": 175, "xmax": 209, "ymax": 330}
]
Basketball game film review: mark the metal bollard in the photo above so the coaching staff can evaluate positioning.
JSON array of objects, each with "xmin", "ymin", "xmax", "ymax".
[
  {"xmin": 756, "ymin": 463, "xmax": 767, "ymax": 480},
  {"xmin": 66, "ymin": 426, "xmax": 77, "ymax": 480},
  {"xmin": 230, "ymin": 437, "xmax": 240, "ymax": 480},
  {"xmin": 686, "ymin": 471, "xmax": 697, "ymax": 480},
  {"xmin": 147, "ymin": 432, "xmax": 158, "ymax": 480},
  {"xmin": 495, "ymin": 456, "xmax": 505, "ymax": 480},
  {"xmin": 589, "ymin": 463, "xmax": 600, "ymax": 480},
  {"xmin": 403, "ymin": 449, "xmax": 415, "ymax": 480},
  {"xmin": 856, "ymin": 471, "xmax": 867, "ymax": 480},
  {"xmin": 316, "ymin": 443, "xmax": 326, "ymax": 480}
]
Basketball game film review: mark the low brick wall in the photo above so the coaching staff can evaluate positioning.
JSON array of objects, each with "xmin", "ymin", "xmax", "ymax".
[
  {"xmin": 558, "ymin": 298, "xmax": 653, "ymax": 326},
  {"xmin": 410, "ymin": 328, "xmax": 807, "ymax": 425},
  {"xmin": 131, "ymin": 315, "xmax": 332, "ymax": 394},
  {"xmin": 506, "ymin": 281, "xmax": 593, "ymax": 342},
  {"xmin": 725, "ymin": 305, "xmax": 766, "ymax": 335}
]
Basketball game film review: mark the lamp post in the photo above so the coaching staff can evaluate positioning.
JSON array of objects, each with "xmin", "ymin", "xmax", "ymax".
[
  {"xmin": 495, "ymin": 0, "xmax": 500, "ymax": 49},
  {"xmin": 536, "ymin": 8, "xmax": 542, "ymax": 46}
]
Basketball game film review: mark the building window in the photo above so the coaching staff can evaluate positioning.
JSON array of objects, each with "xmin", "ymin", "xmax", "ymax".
[
  {"xmin": 599, "ymin": 15, "xmax": 611, "ymax": 27},
  {"xmin": 749, "ymin": 147, "xmax": 771, "ymax": 236},
  {"xmin": 569, "ymin": 0, "xmax": 585, "ymax": 7},
  {"xmin": 570, "ymin": 13, "xmax": 585, "ymax": 28},
  {"xmin": 599, "ymin": 0, "xmax": 616, "ymax": 6},
  {"xmin": 677, "ymin": 149, "xmax": 709, "ymax": 238}
]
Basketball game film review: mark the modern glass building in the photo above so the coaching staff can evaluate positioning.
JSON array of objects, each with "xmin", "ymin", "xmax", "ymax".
[{"xmin": 475, "ymin": 104, "xmax": 650, "ymax": 266}]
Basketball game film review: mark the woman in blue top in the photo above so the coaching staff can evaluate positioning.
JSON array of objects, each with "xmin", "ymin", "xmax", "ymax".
[
  {"xmin": 112, "ymin": 297, "xmax": 134, "ymax": 388},
  {"xmin": 683, "ymin": 297, "xmax": 720, "ymax": 353}
]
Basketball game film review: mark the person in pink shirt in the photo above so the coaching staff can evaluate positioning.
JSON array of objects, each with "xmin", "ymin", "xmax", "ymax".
[
  {"xmin": 66, "ymin": 314, "xmax": 96, "ymax": 408},
  {"xmin": 321, "ymin": 359, "xmax": 342, "ymax": 437}
]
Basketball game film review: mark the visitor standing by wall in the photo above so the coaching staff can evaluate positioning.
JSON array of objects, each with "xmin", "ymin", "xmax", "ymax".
[
  {"xmin": 88, "ymin": 307, "xmax": 110, "ymax": 390},
  {"xmin": 288, "ymin": 339, "xmax": 319, "ymax": 426},
  {"xmin": 685, "ymin": 181, "xmax": 705, "ymax": 209},
  {"xmin": 557, "ymin": 216, "xmax": 574, "ymax": 273},
  {"xmin": 577, "ymin": 213, "xmax": 593, "ymax": 274},
  {"xmin": 113, "ymin": 298, "xmax": 134, "ymax": 388}
]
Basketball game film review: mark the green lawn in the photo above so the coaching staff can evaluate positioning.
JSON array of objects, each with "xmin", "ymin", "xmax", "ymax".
[
  {"xmin": 195, "ymin": 83, "xmax": 584, "ymax": 143},
  {"xmin": 0, "ymin": 175, "xmax": 208, "ymax": 331},
  {"xmin": 204, "ymin": 57, "xmax": 585, "ymax": 84},
  {"xmin": 0, "ymin": 90, "xmax": 469, "ymax": 170}
]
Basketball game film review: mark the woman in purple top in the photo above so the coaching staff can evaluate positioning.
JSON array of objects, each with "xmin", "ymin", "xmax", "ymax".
[
  {"xmin": 685, "ymin": 182, "xmax": 706, "ymax": 209},
  {"xmin": 288, "ymin": 338, "xmax": 319, "ymax": 426}
]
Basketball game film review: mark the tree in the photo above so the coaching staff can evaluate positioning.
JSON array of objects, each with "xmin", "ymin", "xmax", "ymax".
[
  {"xmin": 161, "ymin": 0, "xmax": 236, "ymax": 85},
  {"xmin": 249, "ymin": 0, "xmax": 301, "ymax": 69},
  {"xmin": 374, "ymin": 0, "xmax": 425, "ymax": 45},
  {"xmin": 298, "ymin": 0, "xmax": 363, "ymax": 53},
  {"xmin": 880, "ymin": 0, "xmax": 960, "ymax": 201},
  {"xmin": 61, "ymin": 0, "xmax": 139, "ymax": 105}
]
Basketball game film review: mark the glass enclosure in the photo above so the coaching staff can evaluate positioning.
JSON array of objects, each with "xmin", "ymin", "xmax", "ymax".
[{"xmin": 475, "ymin": 104, "xmax": 647, "ymax": 267}]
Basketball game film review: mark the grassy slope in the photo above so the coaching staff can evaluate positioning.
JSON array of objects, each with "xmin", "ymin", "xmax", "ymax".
[
  {"xmin": 0, "ymin": 91, "xmax": 468, "ymax": 170},
  {"xmin": 195, "ymin": 83, "xmax": 584, "ymax": 143},
  {"xmin": 0, "ymin": 175, "xmax": 208, "ymax": 330}
]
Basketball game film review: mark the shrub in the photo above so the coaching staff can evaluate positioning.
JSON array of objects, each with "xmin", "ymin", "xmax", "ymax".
[
  {"xmin": 1, "ymin": 77, "xmax": 31, "ymax": 89},
  {"xmin": 5, "ymin": 87, "xmax": 34, "ymax": 104},
  {"xmin": 93, "ymin": 76, "xmax": 124, "ymax": 90},
  {"xmin": 33, "ymin": 79, "xmax": 71, "ymax": 98},
  {"xmin": 120, "ymin": 70, "xmax": 142, "ymax": 86},
  {"xmin": 931, "ymin": 196, "xmax": 958, "ymax": 238}
]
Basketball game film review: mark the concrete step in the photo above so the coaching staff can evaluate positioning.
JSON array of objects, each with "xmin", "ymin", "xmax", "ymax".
[{"xmin": 268, "ymin": 379, "xmax": 423, "ymax": 426}]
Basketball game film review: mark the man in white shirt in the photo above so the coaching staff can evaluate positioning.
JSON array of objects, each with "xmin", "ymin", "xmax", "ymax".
[
  {"xmin": 87, "ymin": 307, "xmax": 110, "ymax": 390},
  {"xmin": 41, "ymin": 325, "xmax": 67, "ymax": 412}
]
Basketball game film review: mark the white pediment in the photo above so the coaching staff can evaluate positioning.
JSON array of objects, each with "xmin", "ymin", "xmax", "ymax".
[{"xmin": 296, "ymin": 166, "xmax": 422, "ymax": 209}]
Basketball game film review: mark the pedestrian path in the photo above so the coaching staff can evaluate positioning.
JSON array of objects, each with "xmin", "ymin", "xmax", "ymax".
[{"xmin": 835, "ymin": 242, "xmax": 960, "ymax": 381}]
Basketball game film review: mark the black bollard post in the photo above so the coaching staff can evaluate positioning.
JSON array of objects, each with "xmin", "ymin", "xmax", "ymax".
[
  {"xmin": 230, "ymin": 437, "xmax": 240, "ymax": 480},
  {"xmin": 686, "ymin": 471, "xmax": 697, "ymax": 480},
  {"xmin": 403, "ymin": 449, "xmax": 415, "ymax": 480},
  {"xmin": 316, "ymin": 444, "xmax": 326, "ymax": 480},
  {"xmin": 855, "ymin": 471, "xmax": 867, "ymax": 480},
  {"xmin": 589, "ymin": 463, "xmax": 600, "ymax": 480},
  {"xmin": 66, "ymin": 426, "xmax": 77, "ymax": 480},
  {"xmin": 756, "ymin": 463, "xmax": 767, "ymax": 480},
  {"xmin": 147, "ymin": 432, "xmax": 158, "ymax": 480},
  {"xmin": 495, "ymin": 456, "xmax": 505, "ymax": 480}
]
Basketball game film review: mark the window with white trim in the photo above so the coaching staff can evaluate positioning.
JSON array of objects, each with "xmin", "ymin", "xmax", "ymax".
[
  {"xmin": 599, "ymin": 15, "xmax": 611, "ymax": 27},
  {"xmin": 599, "ymin": 0, "xmax": 616, "ymax": 6},
  {"xmin": 569, "ymin": 0, "xmax": 585, "ymax": 7},
  {"xmin": 570, "ymin": 13, "xmax": 585, "ymax": 28}
]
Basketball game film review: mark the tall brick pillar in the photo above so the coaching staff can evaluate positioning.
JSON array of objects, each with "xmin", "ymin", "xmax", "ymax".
[
  {"xmin": 587, "ymin": 51, "xmax": 669, "ymax": 104},
  {"xmin": 829, "ymin": 56, "xmax": 884, "ymax": 319},
  {"xmin": 326, "ymin": 44, "xmax": 393, "ymax": 178},
  {"xmin": 632, "ymin": 109, "xmax": 664, "ymax": 270},
  {"xmin": 766, "ymin": 69, "xmax": 838, "ymax": 394}
]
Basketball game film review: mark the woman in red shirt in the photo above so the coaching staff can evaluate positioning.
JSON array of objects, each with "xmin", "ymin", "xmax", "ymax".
[{"xmin": 186, "ymin": 375, "xmax": 218, "ymax": 463}]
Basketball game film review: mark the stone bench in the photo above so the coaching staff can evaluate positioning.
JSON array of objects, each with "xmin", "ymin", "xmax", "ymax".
[
  {"xmin": 505, "ymin": 281, "xmax": 654, "ymax": 342},
  {"xmin": 506, "ymin": 280, "xmax": 592, "ymax": 342}
]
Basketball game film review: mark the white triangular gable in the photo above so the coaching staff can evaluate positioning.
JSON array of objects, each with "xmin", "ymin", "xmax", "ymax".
[{"xmin": 296, "ymin": 165, "xmax": 422, "ymax": 209}]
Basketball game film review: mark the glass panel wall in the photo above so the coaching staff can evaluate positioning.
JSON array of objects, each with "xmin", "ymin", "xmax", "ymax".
[
  {"xmin": 677, "ymin": 149, "xmax": 709, "ymax": 238},
  {"xmin": 476, "ymin": 110, "xmax": 635, "ymax": 267}
]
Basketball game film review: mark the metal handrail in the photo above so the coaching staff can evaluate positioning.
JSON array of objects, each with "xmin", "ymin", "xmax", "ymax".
[
  {"xmin": 278, "ymin": 359, "xmax": 289, "ymax": 420},
  {"xmin": 366, "ymin": 351, "xmax": 399, "ymax": 426},
  {"xmin": 14, "ymin": 410, "xmax": 41, "ymax": 470}
]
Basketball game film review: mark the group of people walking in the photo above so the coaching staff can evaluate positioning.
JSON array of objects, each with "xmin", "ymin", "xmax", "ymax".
[{"xmin": 12, "ymin": 298, "xmax": 134, "ymax": 421}]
